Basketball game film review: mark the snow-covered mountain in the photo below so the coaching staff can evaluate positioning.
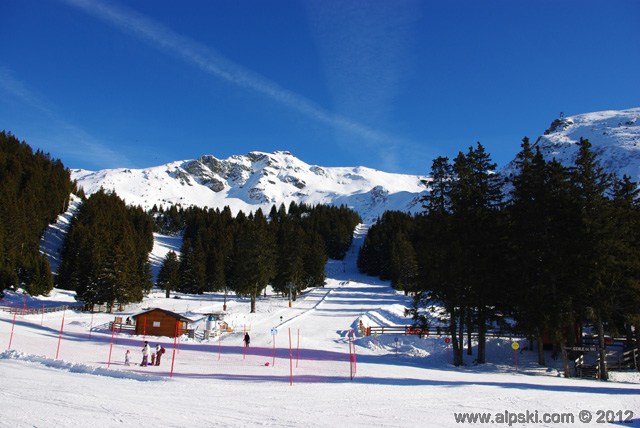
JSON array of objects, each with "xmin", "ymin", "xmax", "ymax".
[
  {"xmin": 72, "ymin": 151, "xmax": 427, "ymax": 222},
  {"xmin": 505, "ymin": 107, "xmax": 640, "ymax": 180},
  {"xmin": 72, "ymin": 108, "xmax": 640, "ymax": 221}
]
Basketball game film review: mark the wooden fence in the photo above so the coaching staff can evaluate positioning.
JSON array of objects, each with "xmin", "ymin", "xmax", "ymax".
[{"xmin": 0, "ymin": 304, "xmax": 84, "ymax": 315}]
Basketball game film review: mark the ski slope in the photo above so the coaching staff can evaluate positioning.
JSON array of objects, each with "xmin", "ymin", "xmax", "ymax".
[{"xmin": 1, "ymin": 225, "xmax": 639, "ymax": 427}]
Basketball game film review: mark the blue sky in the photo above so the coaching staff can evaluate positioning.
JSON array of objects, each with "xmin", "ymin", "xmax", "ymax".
[{"xmin": 1, "ymin": 0, "xmax": 639, "ymax": 174}]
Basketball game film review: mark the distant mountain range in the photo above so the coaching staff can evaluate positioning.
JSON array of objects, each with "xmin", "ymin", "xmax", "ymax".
[
  {"xmin": 73, "ymin": 108, "xmax": 640, "ymax": 221},
  {"xmin": 72, "ymin": 151, "xmax": 427, "ymax": 222}
]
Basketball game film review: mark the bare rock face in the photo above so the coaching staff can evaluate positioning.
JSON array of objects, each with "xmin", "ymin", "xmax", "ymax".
[{"xmin": 283, "ymin": 175, "xmax": 306, "ymax": 189}]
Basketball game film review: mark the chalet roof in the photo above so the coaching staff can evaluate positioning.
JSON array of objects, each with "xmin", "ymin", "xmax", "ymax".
[{"xmin": 132, "ymin": 308, "xmax": 193, "ymax": 323}]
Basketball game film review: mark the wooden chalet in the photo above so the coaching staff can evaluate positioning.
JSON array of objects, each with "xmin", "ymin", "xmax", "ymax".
[{"xmin": 132, "ymin": 308, "xmax": 193, "ymax": 338}]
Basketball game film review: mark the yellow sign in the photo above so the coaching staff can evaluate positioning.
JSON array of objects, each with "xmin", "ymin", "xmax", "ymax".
[{"xmin": 511, "ymin": 342, "xmax": 519, "ymax": 350}]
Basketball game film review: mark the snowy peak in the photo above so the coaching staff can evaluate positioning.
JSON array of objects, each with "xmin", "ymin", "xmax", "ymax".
[
  {"xmin": 533, "ymin": 108, "xmax": 640, "ymax": 179},
  {"xmin": 72, "ymin": 151, "xmax": 427, "ymax": 222}
]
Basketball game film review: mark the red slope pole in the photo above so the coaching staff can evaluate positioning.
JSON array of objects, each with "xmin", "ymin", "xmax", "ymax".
[
  {"xmin": 107, "ymin": 321, "xmax": 116, "ymax": 368},
  {"xmin": 217, "ymin": 333, "xmax": 221, "ymax": 361},
  {"xmin": 55, "ymin": 310, "xmax": 66, "ymax": 360},
  {"xmin": 89, "ymin": 311, "xmax": 94, "ymax": 337},
  {"xmin": 288, "ymin": 328, "xmax": 293, "ymax": 386},
  {"xmin": 296, "ymin": 328, "xmax": 300, "ymax": 368},
  {"xmin": 41, "ymin": 304, "xmax": 45, "ymax": 326},
  {"xmin": 272, "ymin": 334, "xmax": 276, "ymax": 367},
  {"xmin": 347, "ymin": 331, "xmax": 354, "ymax": 380},
  {"xmin": 352, "ymin": 330, "xmax": 357, "ymax": 376},
  {"xmin": 7, "ymin": 310, "xmax": 17, "ymax": 350},
  {"xmin": 170, "ymin": 320, "xmax": 178, "ymax": 378}
]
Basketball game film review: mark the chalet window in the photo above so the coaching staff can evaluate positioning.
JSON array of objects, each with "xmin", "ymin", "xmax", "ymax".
[{"xmin": 153, "ymin": 321, "xmax": 160, "ymax": 327}]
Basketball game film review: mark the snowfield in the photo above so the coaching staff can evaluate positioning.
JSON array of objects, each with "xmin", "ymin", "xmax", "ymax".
[{"xmin": 2, "ymin": 227, "xmax": 639, "ymax": 427}]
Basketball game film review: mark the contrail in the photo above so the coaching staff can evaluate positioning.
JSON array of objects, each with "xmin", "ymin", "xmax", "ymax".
[
  {"xmin": 60, "ymin": 0, "xmax": 403, "ymax": 148},
  {"xmin": 0, "ymin": 66, "xmax": 135, "ymax": 168}
]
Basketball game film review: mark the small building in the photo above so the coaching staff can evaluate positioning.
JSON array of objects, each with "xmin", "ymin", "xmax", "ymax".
[{"xmin": 132, "ymin": 308, "xmax": 193, "ymax": 338}]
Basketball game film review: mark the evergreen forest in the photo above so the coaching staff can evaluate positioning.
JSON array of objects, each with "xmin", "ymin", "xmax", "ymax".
[
  {"xmin": 0, "ymin": 131, "xmax": 74, "ymax": 296},
  {"xmin": 57, "ymin": 189, "xmax": 155, "ymax": 311},
  {"xmin": 358, "ymin": 139, "xmax": 640, "ymax": 378},
  {"xmin": 156, "ymin": 202, "xmax": 361, "ymax": 312}
]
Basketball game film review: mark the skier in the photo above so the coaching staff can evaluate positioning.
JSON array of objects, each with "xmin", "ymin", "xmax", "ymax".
[
  {"xmin": 155, "ymin": 344, "xmax": 165, "ymax": 366},
  {"xmin": 141, "ymin": 341, "xmax": 150, "ymax": 366},
  {"xmin": 124, "ymin": 349, "xmax": 131, "ymax": 366},
  {"xmin": 244, "ymin": 332, "xmax": 250, "ymax": 348}
]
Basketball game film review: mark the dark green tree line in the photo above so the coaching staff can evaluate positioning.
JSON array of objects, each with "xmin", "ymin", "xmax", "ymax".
[
  {"xmin": 57, "ymin": 189, "xmax": 154, "ymax": 310},
  {"xmin": 0, "ymin": 131, "xmax": 74, "ymax": 295},
  {"xmin": 158, "ymin": 201, "xmax": 360, "ymax": 312},
  {"xmin": 361, "ymin": 138, "xmax": 640, "ymax": 373}
]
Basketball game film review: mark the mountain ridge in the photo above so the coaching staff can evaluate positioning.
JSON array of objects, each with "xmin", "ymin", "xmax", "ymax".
[
  {"xmin": 72, "ymin": 108, "xmax": 640, "ymax": 221},
  {"xmin": 72, "ymin": 150, "xmax": 428, "ymax": 222},
  {"xmin": 511, "ymin": 107, "xmax": 640, "ymax": 179}
]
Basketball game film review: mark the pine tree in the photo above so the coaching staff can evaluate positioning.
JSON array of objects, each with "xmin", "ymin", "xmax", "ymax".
[
  {"xmin": 390, "ymin": 232, "xmax": 419, "ymax": 295},
  {"xmin": 157, "ymin": 251, "xmax": 180, "ymax": 298},
  {"xmin": 231, "ymin": 210, "xmax": 276, "ymax": 312},
  {"xmin": 450, "ymin": 143, "xmax": 504, "ymax": 364},
  {"xmin": 571, "ymin": 138, "xmax": 613, "ymax": 379}
]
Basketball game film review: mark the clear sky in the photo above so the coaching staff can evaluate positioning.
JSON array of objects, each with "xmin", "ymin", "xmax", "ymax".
[{"xmin": 1, "ymin": 0, "xmax": 639, "ymax": 174}]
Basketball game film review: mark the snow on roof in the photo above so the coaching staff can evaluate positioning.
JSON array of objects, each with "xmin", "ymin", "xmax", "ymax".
[{"xmin": 132, "ymin": 307, "xmax": 193, "ymax": 323}]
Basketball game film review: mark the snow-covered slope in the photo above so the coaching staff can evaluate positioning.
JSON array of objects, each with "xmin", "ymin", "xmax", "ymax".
[
  {"xmin": 5, "ymin": 226, "xmax": 640, "ymax": 427},
  {"xmin": 505, "ymin": 108, "xmax": 640, "ymax": 180},
  {"xmin": 72, "ymin": 151, "xmax": 427, "ymax": 222},
  {"xmin": 38, "ymin": 195, "xmax": 82, "ymax": 273}
]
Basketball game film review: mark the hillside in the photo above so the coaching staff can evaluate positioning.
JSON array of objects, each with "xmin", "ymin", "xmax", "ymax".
[{"xmin": 72, "ymin": 151, "xmax": 427, "ymax": 223}]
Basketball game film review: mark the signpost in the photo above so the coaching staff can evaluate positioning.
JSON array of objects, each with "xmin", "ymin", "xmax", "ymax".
[
  {"xmin": 566, "ymin": 346, "xmax": 598, "ymax": 352},
  {"xmin": 512, "ymin": 342, "xmax": 519, "ymax": 370},
  {"xmin": 444, "ymin": 337, "xmax": 451, "ymax": 365}
]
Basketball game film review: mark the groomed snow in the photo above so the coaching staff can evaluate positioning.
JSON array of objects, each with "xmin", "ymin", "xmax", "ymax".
[{"xmin": 2, "ymin": 226, "xmax": 639, "ymax": 427}]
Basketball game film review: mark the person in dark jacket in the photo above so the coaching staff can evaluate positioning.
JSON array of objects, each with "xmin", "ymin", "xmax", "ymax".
[
  {"xmin": 155, "ymin": 344, "xmax": 165, "ymax": 366},
  {"xmin": 244, "ymin": 332, "xmax": 250, "ymax": 347}
]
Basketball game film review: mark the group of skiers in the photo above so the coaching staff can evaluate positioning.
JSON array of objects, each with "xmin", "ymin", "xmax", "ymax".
[
  {"xmin": 124, "ymin": 341, "xmax": 165, "ymax": 367},
  {"xmin": 123, "ymin": 334, "xmax": 251, "ymax": 367}
]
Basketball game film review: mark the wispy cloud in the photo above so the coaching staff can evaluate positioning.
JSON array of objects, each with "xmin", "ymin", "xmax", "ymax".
[
  {"xmin": 304, "ymin": 0, "xmax": 423, "ymax": 171},
  {"xmin": 0, "ymin": 67, "xmax": 134, "ymax": 168},
  {"xmin": 305, "ymin": 1, "xmax": 419, "ymax": 123},
  {"xmin": 59, "ymin": 0, "xmax": 412, "ymax": 166}
]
